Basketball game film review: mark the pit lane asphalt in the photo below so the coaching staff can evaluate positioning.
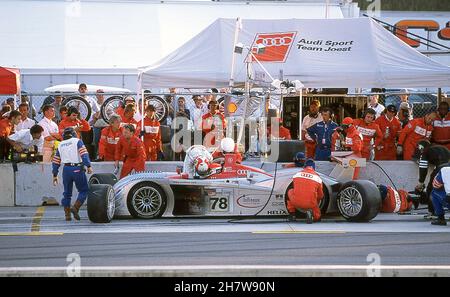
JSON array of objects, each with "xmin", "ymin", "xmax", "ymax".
[{"xmin": 1, "ymin": 207, "xmax": 450, "ymax": 276}]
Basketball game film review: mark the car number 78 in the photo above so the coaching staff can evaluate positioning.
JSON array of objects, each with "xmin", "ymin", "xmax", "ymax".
[{"xmin": 210, "ymin": 197, "xmax": 229, "ymax": 212}]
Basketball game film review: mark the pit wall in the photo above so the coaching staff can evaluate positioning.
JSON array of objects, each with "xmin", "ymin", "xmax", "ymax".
[{"xmin": 0, "ymin": 161, "xmax": 424, "ymax": 206}]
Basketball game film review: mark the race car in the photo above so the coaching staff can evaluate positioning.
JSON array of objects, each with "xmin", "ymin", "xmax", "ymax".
[{"xmin": 87, "ymin": 149, "xmax": 382, "ymax": 224}]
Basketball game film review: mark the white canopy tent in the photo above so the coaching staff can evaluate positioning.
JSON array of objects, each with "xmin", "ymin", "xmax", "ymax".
[{"xmin": 139, "ymin": 17, "xmax": 450, "ymax": 89}]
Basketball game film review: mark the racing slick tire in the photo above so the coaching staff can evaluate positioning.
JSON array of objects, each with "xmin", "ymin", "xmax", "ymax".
[
  {"xmin": 87, "ymin": 184, "xmax": 115, "ymax": 223},
  {"xmin": 337, "ymin": 180, "xmax": 381, "ymax": 222},
  {"xmin": 100, "ymin": 95, "xmax": 124, "ymax": 123},
  {"xmin": 62, "ymin": 96, "xmax": 92, "ymax": 121},
  {"xmin": 145, "ymin": 95, "xmax": 169, "ymax": 123},
  {"xmin": 127, "ymin": 182, "xmax": 167, "ymax": 219},
  {"xmin": 89, "ymin": 173, "xmax": 118, "ymax": 186}
]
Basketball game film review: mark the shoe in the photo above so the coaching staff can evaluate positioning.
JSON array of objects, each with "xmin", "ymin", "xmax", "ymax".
[
  {"xmin": 431, "ymin": 216, "xmax": 447, "ymax": 226},
  {"xmin": 70, "ymin": 200, "xmax": 83, "ymax": 221},
  {"xmin": 64, "ymin": 207, "xmax": 71, "ymax": 221},
  {"xmin": 288, "ymin": 214, "xmax": 296, "ymax": 222},
  {"xmin": 424, "ymin": 212, "xmax": 437, "ymax": 220},
  {"xmin": 306, "ymin": 210, "xmax": 313, "ymax": 224}
]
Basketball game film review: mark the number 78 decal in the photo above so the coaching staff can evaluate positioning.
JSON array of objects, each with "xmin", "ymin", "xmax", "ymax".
[{"xmin": 210, "ymin": 197, "xmax": 229, "ymax": 212}]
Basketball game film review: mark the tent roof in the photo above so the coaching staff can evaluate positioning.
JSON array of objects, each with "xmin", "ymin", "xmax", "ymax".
[
  {"xmin": 0, "ymin": 67, "xmax": 20, "ymax": 95},
  {"xmin": 139, "ymin": 18, "xmax": 450, "ymax": 89}
]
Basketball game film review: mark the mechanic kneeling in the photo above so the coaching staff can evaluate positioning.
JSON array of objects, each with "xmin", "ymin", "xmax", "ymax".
[
  {"xmin": 7, "ymin": 124, "xmax": 44, "ymax": 160},
  {"xmin": 52, "ymin": 127, "xmax": 93, "ymax": 221},
  {"xmin": 287, "ymin": 157, "xmax": 324, "ymax": 223}
]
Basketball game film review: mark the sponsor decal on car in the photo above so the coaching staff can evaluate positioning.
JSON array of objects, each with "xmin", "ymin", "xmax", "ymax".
[{"xmin": 237, "ymin": 195, "xmax": 266, "ymax": 208}]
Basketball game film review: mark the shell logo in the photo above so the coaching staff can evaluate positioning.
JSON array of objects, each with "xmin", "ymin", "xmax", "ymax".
[
  {"xmin": 227, "ymin": 102, "xmax": 238, "ymax": 114},
  {"xmin": 349, "ymin": 159, "xmax": 358, "ymax": 167}
]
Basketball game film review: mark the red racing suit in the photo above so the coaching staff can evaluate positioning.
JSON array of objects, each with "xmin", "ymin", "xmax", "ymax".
[
  {"xmin": 398, "ymin": 118, "xmax": 433, "ymax": 160},
  {"xmin": 202, "ymin": 112, "xmax": 226, "ymax": 146},
  {"xmin": 58, "ymin": 118, "xmax": 91, "ymax": 138},
  {"xmin": 115, "ymin": 135, "xmax": 146, "ymax": 178},
  {"xmin": 267, "ymin": 125, "xmax": 292, "ymax": 140},
  {"xmin": 137, "ymin": 117, "xmax": 162, "ymax": 161},
  {"xmin": 98, "ymin": 126, "xmax": 123, "ymax": 161},
  {"xmin": 353, "ymin": 119, "xmax": 383, "ymax": 160},
  {"xmin": 331, "ymin": 126, "xmax": 363, "ymax": 157},
  {"xmin": 287, "ymin": 166, "xmax": 324, "ymax": 221},
  {"xmin": 374, "ymin": 115, "xmax": 402, "ymax": 160},
  {"xmin": 431, "ymin": 113, "xmax": 450, "ymax": 150},
  {"xmin": 381, "ymin": 186, "xmax": 412, "ymax": 213}
]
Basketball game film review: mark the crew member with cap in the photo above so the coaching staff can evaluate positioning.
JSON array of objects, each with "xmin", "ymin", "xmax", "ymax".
[
  {"xmin": 430, "ymin": 164, "xmax": 450, "ymax": 225},
  {"xmin": 331, "ymin": 117, "xmax": 363, "ymax": 157},
  {"xmin": 353, "ymin": 108, "xmax": 383, "ymax": 160},
  {"xmin": 98, "ymin": 114, "xmax": 123, "ymax": 161},
  {"xmin": 120, "ymin": 103, "xmax": 139, "ymax": 130},
  {"xmin": 301, "ymin": 100, "xmax": 323, "ymax": 158},
  {"xmin": 307, "ymin": 107, "xmax": 338, "ymax": 160},
  {"xmin": 375, "ymin": 105, "xmax": 402, "ymax": 160},
  {"xmin": 397, "ymin": 111, "xmax": 437, "ymax": 160},
  {"xmin": 398, "ymin": 102, "xmax": 412, "ymax": 129},
  {"xmin": 414, "ymin": 140, "xmax": 450, "ymax": 218},
  {"xmin": 287, "ymin": 159, "xmax": 324, "ymax": 223},
  {"xmin": 202, "ymin": 100, "xmax": 226, "ymax": 147},
  {"xmin": 114, "ymin": 124, "xmax": 146, "ymax": 178},
  {"xmin": 138, "ymin": 105, "xmax": 163, "ymax": 161},
  {"xmin": 431, "ymin": 101, "xmax": 450, "ymax": 149},
  {"xmin": 52, "ymin": 127, "xmax": 93, "ymax": 221},
  {"xmin": 58, "ymin": 106, "xmax": 91, "ymax": 139}
]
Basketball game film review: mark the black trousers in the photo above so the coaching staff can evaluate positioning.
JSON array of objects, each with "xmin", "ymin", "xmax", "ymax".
[{"xmin": 0, "ymin": 137, "xmax": 11, "ymax": 161}]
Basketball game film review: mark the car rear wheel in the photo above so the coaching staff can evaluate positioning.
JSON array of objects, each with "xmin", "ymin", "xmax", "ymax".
[
  {"xmin": 337, "ymin": 180, "xmax": 381, "ymax": 222},
  {"xmin": 127, "ymin": 182, "xmax": 167, "ymax": 219},
  {"xmin": 89, "ymin": 173, "xmax": 118, "ymax": 186},
  {"xmin": 87, "ymin": 184, "xmax": 115, "ymax": 223}
]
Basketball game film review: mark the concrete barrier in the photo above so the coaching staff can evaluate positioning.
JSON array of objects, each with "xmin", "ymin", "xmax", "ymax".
[
  {"xmin": 13, "ymin": 160, "xmax": 425, "ymax": 206},
  {"xmin": 0, "ymin": 164, "xmax": 14, "ymax": 206}
]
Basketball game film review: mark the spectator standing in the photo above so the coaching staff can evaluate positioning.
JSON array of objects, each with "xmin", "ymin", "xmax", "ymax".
[
  {"xmin": 301, "ymin": 100, "xmax": 323, "ymax": 158},
  {"xmin": 38, "ymin": 105, "xmax": 61, "ymax": 162},
  {"xmin": 92, "ymin": 89, "xmax": 109, "ymax": 159},
  {"xmin": 78, "ymin": 83, "xmax": 99, "ymax": 159},
  {"xmin": 16, "ymin": 103, "xmax": 36, "ymax": 131},
  {"xmin": 367, "ymin": 94, "xmax": 385, "ymax": 119},
  {"xmin": 190, "ymin": 95, "xmax": 205, "ymax": 131}
]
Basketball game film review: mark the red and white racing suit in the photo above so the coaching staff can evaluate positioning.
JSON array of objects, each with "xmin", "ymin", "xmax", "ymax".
[
  {"xmin": 398, "ymin": 118, "xmax": 433, "ymax": 160},
  {"xmin": 287, "ymin": 166, "xmax": 324, "ymax": 221},
  {"xmin": 381, "ymin": 186, "xmax": 412, "ymax": 213}
]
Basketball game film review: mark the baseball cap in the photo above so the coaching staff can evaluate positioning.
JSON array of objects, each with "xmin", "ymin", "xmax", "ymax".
[
  {"xmin": 342, "ymin": 117, "xmax": 353, "ymax": 125},
  {"xmin": 96, "ymin": 89, "xmax": 104, "ymax": 93}
]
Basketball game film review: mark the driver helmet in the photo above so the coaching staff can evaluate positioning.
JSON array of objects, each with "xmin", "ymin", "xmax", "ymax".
[
  {"xmin": 294, "ymin": 152, "xmax": 306, "ymax": 168},
  {"xmin": 194, "ymin": 156, "xmax": 210, "ymax": 177},
  {"xmin": 304, "ymin": 159, "xmax": 315, "ymax": 170},
  {"xmin": 63, "ymin": 127, "xmax": 77, "ymax": 140},
  {"xmin": 220, "ymin": 137, "xmax": 235, "ymax": 153}
]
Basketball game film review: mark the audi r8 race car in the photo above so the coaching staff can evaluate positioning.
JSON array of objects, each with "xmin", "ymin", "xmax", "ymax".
[{"xmin": 87, "ymin": 151, "xmax": 382, "ymax": 224}]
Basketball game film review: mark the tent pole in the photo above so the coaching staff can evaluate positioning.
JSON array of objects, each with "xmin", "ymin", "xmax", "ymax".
[
  {"xmin": 438, "ymin": 88, "xmax": 442, "ymax": 104},
  {"xmin": 229, "ymin": 17, "xmax": 241, "ymax": 88},
  {"xmin": 299, "ymin": 88, "xmax": 303, "ymax": 140},
  {"xmin": 138, "ymin": 74, "xmax": 144, "ymax": 141}
]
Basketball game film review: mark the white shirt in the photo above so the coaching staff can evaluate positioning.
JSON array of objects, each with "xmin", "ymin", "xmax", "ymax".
[
  {"xmin": 302, "ymin": 113, "xmax": 323, "ymax": 141},
  {"xmin": 16, "ymin": 117, "xmax": 35, "ymax": 131},
  {"xmin": 190, "ymin": 106, "xmax": 205, "ymax": 130},
  {"xmin": 38, "ymin": 117, "xmax": 59, "ymax": 144},
  {"xmin": 8, "ymin": 129, "xmax": 44, "ymax": 153},
  {"xmin": 368, "ymin": 103, "xmax": 385, "ymax": 119}
]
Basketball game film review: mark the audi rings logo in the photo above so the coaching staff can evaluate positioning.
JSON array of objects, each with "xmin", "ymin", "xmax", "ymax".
[
  {"xmin": 237, "ymin": 169, "xmax": 248, "ymax": 175},
  {"xmin": 251, "ymin": 32, "xmax": 297, "ymax": 62},
  {"xmin": 256, "ymin": 36, "xmax": 293, "ymax": 47}
]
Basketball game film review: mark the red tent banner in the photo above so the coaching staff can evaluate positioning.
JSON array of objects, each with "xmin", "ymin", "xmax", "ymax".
[{"xmin": 0, "ymin": 67, "xmax": 20, "ymax": 95}]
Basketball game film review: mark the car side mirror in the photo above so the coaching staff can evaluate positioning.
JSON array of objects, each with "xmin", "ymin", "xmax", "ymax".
[{"xmin": 246, "ymin": 171, "xmax": 254, "ymax": 180}]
